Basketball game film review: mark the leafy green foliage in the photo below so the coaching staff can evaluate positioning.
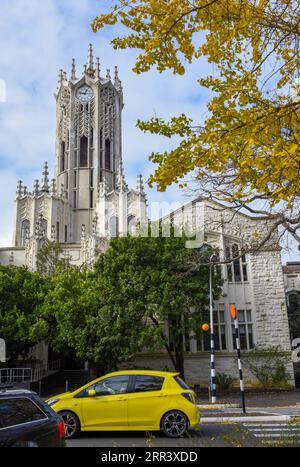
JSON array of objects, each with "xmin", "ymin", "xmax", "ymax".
[
  {"xmin": 215, "ymin": 372, "xmax": 235, "ymax": 391},
  {"xmin": 242, "ymin": 345, "xmax": 290, "ymax": 388},
  {"xmin": 0, "ymin": 265, "xmax": 47, "ymax": 363},
  {"xmin": 37, "ymin": 234, "xmax": 222, "ymax": 377}
]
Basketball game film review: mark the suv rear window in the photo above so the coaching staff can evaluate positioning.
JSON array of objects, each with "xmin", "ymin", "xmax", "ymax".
[
  {"xmin": 134, "ymin": 376, "xmax": 164, "ymax": 392},
  {"xmin": 0, "ymin": 398, "xmax": 47, "ymax": 429},
  {"xmin": 174, "ymin": 376, "xmax": 190, "ymax": 390}
]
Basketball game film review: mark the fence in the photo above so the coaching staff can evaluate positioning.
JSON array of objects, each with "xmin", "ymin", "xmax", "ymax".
[{"xmin": 0, "ymin": 360, "xmax": 61, "ymax": 384}]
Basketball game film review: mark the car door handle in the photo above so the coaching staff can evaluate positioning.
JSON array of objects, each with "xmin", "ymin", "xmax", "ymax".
[{"xmin": 117, "ymin": 397, "xmax": 127, "ymax": 401}]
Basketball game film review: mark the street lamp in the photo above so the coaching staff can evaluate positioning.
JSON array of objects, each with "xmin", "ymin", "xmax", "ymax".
[
  {"xmin": 209, "ymin": 252, "xmax": 218, "ymax": 404},
  {"xmin": 199, "ymin": 244, "xmax": 218, "ymax": 404}
]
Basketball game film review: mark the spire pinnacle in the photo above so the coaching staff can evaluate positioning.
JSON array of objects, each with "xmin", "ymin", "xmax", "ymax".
[
  {"xmin": 71, "ymin": 58, "xmax": 76, "ymax": 80},
  {"xmin": 137, "ymin": 174, "xmax": 145, "ymax": 194},
  {"xmin": 95, "ymin": 57, "xmax": 100, "ymax": 79},
  {"xmin": 106, "ymin": 69, "xmax": 111, "ymax": 80},
  {"xmin": 117, "ymin": 159, "xmax": 128, "ymax": 193},
  {"xmin": 33, "ymin": 179, "xmax": 39, "ymax": 195},
  {"xmin": 41, "ymin": 161, "xmax": 49, "ymax": 191},
  {"xmin": 86, "ymin": 44, "xmax": 94, "ymax": 75},
  {"xmin": 16, "ymin": 180, "xmax": 23, "ymax": 197}
]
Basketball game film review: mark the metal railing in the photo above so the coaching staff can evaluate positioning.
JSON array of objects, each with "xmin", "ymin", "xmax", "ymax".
[
  {"xmin": 0, "ymin": 360, "xmax": 61, "ymax": 384},
  {"xmin": 0, "ymin": 368, "xmax": 32, "ymax": 384}
]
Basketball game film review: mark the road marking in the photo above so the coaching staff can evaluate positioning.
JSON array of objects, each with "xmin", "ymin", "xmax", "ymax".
[{"xmin": 243, "ymin": 423, "xmax": 300, "ymax": 445}]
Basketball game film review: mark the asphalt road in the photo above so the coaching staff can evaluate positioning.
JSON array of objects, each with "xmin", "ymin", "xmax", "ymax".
[
  {"xmin": 67, "ymin": 422, "xmax": 300, "ymax": 447},
  {"xmin": 66, "ymin": 424, "xmax": 258, "ymax": 448}
]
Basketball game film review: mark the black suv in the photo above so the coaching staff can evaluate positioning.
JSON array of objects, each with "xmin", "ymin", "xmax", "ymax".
[{"xmin": 0, "ymin": 385, "xmax": 66, "ymax": 447}]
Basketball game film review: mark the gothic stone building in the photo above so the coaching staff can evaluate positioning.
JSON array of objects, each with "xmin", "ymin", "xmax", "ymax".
[{"xmin": 0, "ymin": 46, "xmax": 295, "ymax": 386}]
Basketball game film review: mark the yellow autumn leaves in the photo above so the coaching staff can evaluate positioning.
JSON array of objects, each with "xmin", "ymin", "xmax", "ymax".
[{"xmin": 92, "ymin": 0, "xmax": 300, "ymax": 208}]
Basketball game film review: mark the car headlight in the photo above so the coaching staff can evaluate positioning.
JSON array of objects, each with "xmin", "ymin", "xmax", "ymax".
[{"xmin": 47, "ymin": 398, "xmax": 60, "ymax": 407}]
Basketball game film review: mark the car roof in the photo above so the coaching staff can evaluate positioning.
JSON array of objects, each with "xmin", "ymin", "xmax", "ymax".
[
  {"xmin": 102, "ymin": 370, "xmax": 180, "ymax": 378},
  {"xmin": 0, "ymin": 388, "xmax": 36, "ymax": 396}
]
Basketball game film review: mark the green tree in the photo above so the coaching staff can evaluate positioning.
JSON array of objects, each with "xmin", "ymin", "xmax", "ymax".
[
  {"xmin": 37, "ymin": 233, "xmax": 221, "ymax": 378},
  {"xmin": 0, "ymin": 265, "xmax": 47, "ymax": 364},
  {"xmin": 93, "ymin": 233, "xmax": 222, "ymax": 378},
  {"xmin": 36, "ymin": 242, "xmax": 70, "ymax": 277}
]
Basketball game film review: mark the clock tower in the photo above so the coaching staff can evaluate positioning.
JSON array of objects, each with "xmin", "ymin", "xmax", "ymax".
[
  {"xmin": 11, "ymin": 44, "xmax": 147, "ymax": 260},
  {"xmin": 55, "ymin": 44, "xmax": 124, "ymax": 241}
]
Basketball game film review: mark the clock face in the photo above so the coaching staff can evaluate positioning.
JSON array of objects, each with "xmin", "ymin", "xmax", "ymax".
[{"xmin": 76, "ymin": 85, "xmax": 94, "ymax": 102}]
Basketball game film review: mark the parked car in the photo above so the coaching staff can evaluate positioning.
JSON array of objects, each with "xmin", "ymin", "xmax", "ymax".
[
  {"xmin": 46, "ymin": 370, "xmax": 200, "ymax": 439},
  {"xmin": 0, "ymin": 385, "xmax": 66, "ymax": 447}
]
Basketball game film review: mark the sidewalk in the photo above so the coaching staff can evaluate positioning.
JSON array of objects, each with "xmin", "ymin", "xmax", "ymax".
[{"xmin": 196, "ymin": 389, "xmax": 300, "ymax": 408}]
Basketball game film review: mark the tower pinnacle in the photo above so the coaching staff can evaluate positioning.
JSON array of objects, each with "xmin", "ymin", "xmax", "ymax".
[
  {"xmin": 86, "ymin": 44, "xmax": 94, "ymax": 75},
  {"xmin": 41, "ymin": 161, "xmax": 49, "ymax": 191},
  {"xmin": 71, "ymin": 59, "xmax": 76, "ymax": 80},
  {"xmin": 117, "ymin": 159, "xmax": 128, "ymax": 192}
]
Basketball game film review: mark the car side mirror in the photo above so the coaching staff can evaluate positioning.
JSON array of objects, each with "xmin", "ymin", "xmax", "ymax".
[{"xmin": 88, "ymin": 389, "xmax": 97, "ymax": 397}]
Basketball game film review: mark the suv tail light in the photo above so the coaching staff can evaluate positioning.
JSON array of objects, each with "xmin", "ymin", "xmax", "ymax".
[
  {"xmin": 181, "ymin": 392, "xmax": 195, "ymax": 404},
  {"xmin": 57, "ymin": 420, "xmax": 65, "ymax": 439}
]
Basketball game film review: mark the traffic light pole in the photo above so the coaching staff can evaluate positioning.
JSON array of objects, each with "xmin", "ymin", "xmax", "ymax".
[{"xmin": 231, "ymin": 305, "xmax": 246, "ymax": 414}]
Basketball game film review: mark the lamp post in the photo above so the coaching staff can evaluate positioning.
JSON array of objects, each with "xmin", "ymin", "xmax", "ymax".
[{"xmin": 209, "ymin": 253, "xmax": 218, "ymax": 404}]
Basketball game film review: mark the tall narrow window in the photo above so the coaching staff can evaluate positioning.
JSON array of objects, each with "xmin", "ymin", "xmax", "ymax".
[
  {"xmin": 89, "ymin": 189, "xmax": 93, "ymax": 209},
  {"xmin": 109, "ymin": 216, "xmax": 119, "ymax": 237},
  {"xmin": 56, "ymin": 221, "xmax": 60, "ymax": 242},
  {"xmin": 64, "ymin": 225, "xmax": 68, "ymax": 243},
  {"xmin": 226, "ymin": 244, "xmax": 248, "ymax": 283},
  {"xmin": 232, "ymin": 309, "xmax": 254, "ymax": 350},
  {"xmin": 73, "ymin": 170, "xmax": 77, "ymax": 188},
  {"xmin": 90, "ymin": 169, "xmax": 94, "ymax": 187},
  {"xmin": 20, "ymin": 220, "xmax": 30, "ymax": 246},
  {"xmin": 79, "ymin": 136, "xmax": 88, "ymax": 167},
  {"xmin": 61, "ymin": 141, "xmax": 66, "ymax": 172},
  {"xmin": 90, "ymin": 127, "xmax": 94, "ymax": 147},
  {"xmin": 73, "ymin": 191, "xmax": 77, "ymax": 209},
  {"xmin": 105, "ymin": 139, "xmax": 111, "ymax": 170}
]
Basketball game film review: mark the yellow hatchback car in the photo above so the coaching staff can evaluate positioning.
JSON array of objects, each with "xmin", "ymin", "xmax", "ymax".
[{"xmin": 46, "ymin": 370, "xmax": 200, "ymax": 439}]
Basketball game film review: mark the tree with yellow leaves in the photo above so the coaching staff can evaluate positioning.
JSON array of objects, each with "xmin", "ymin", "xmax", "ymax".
[{"xmin": 92, "ymin": 0, "xmax": 300, "ymax": 244}]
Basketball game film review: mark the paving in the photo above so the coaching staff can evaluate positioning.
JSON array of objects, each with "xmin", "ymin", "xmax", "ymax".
[{"xmin": 196, "ymin": 389, "xmax": 300, "ymax": 408}]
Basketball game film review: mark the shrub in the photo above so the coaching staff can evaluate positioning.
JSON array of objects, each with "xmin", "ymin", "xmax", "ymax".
[
  {"xmin": 215, "ymin": 372, "xmax": 235, "ymax": 391},
  {"xmin": 242, "ymin": 346, "xmax": 289, "ymax": 388}
]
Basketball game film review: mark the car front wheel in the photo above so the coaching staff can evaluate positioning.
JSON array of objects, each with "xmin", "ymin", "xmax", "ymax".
[
  {"xmin": 161, "ymin": 410, "xmax": 189, "ymax": 438},
  {"xmin": 60, "ymin": 411, "xmax": 80, "ymax": 439}
]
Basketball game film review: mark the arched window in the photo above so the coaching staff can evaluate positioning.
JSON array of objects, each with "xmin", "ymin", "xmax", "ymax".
[
  {"xmin": 110, "ymin": 216, "xmax": 119, "ymax": 238},
  {"xmin": 105, "ymin": 139, "xmax": 111, "ymax": 170},
  {"xmin": 80, "ymin": 136, "xmax": 88, "ymax": 167},
  {"xmin": 128, "ymin": 215, "xmax": 137, "ymax": 235},
  {"xmin": 20, "ymin": 220, "xmax": 30, "ymax": 246},
  {"xmin": 40, "ymin": 218, "xmax": 48, "ymax": 237},
  {"xmin": 60, "ymin": 141, "xmax": 66, "ymax": 172}
]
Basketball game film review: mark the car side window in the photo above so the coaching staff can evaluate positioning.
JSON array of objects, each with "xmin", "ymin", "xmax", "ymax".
[
  {"xmin": 80, "ymin": 376, "xmax": 130, "ymax": 397},
  {"xmin": 0, "ymin": 398, "xmax": 47, "ymax": 429},
  {"xmin": 133, "ymin": 376, "xmax": 164, "ymax": 393}
]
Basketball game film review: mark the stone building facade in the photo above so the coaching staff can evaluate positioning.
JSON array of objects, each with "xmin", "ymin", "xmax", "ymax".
[{"xmin": 0, "ymin": 46, "xmax": 295, "ymax": 387}]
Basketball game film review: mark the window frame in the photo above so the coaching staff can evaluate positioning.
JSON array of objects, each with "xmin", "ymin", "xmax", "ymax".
[
  {"xmin": 0, "ymin": 397, "xmax": 48, "ymax": 430},
  {"xmin": 75, "ymin": 375, "xmax": 131, "ymax": 398},
  {"xmin": 231, "ymin": 308, "xmax": 254, "ymax": 350},
  {"xmin": 226, "ymin": 243, "xmax": 248, "ymax": 283},
  {"xmin": 131, "ymin": 375, "xmax": 165, "ymax": 393}
]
